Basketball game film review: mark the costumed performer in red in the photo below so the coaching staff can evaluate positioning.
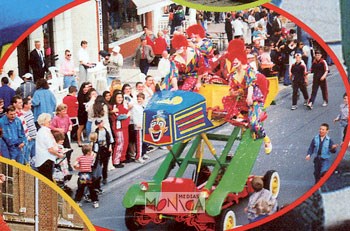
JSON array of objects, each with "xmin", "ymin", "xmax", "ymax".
[
  {"xmin": 223, "ymin": 39, "xmax": 272, "ymax": 154},
  {"xmin": 165, "ymin": 34, "xmax": 207, "ymax": 91}
]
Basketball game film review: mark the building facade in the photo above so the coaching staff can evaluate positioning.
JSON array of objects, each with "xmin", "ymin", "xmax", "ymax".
[{"xmin": 0, "ymin": 164, "xmax": 87, "ymax": 230}]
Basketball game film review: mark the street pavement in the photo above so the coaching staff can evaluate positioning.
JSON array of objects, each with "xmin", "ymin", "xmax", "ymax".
[{"xmin": 77, "ymin": 62, "xmax": 346, "ymax": 231}]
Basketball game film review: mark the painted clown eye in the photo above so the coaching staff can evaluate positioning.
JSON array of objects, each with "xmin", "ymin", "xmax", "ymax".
[
  {"xmin": 151, "ymin": 121, "xmax": 157, "ymax": 127},
  {"xmin": 158, "ymin": 121, "xmax": 165, "ymax": 127}
]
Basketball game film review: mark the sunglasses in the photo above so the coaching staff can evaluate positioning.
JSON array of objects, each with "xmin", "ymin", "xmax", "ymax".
[{"xmin": 66, "ymin": 54, "xmax": 72, "ymax": 56}]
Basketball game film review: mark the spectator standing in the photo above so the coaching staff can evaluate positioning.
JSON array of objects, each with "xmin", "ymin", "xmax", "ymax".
[
  {"xmin": 0, "ymin": 77, "xmax": 16, "ymax": 109},
  {"xmin": 60, "ymin": 49, "xmax": 77, "ymax": 89},
  {"xmin": 16, "ymin": 73, "xmax": 36, "ymax": 99},
  {"xmin": 0, "ymin": 106, "xmax": 26, "ymax": 163},
  {"xmin": 333, "ymin": 93, "xmax": 348, "ymax": 142},
  {"xmin": 132, "ymin": 93, "xmax": 147, "ymax": 163},
  {"xmin": 77, "ymin": 82, "xmax": 92, "ymax": 146},
  {"xmin": 29, "ymin": 40, "xmax": 47, "ymax": 82},
  {"xmin": 0, "ymin": 128, "xmax": 10, "ymax": 159},
  {"xmin": 74, "ymin": 144, "xmax": 99, "ymax": 208},
  {"xmin": 289, "ymin": 53, "xmax": 309, "ymax": 110},
  {"xmin": 63, "ymin": 86, "xmax": 79, "ymax": 140},
  {"xmin": 157, "ymin": 51, "xmax": 171, "ymax": 85},
  {"xmin": 225, "ymin": 13, "xmax": 233, "ymax": 42},
  {"xmin": 143, "ymin": 75, "xmax": 155, "ymax": 103},
  {"xmin": 110, "ymin": 91, "xmax": 130, "ymax": 168},
  {"xmin": 103, "ymin": 45, "xmax": 123, "ymax": 87},
  {"xmin": 7, "ymin": 70, "xmax": 23, "ymax": 91},
  {"xmin": 22, "ymin": 98, "xmax": 37, "ymax": 164},
  {"xmin": 50, "ymin": 104, "xmax": 73, "ymax": 171},
  {"xmin": 78, "ymin": 40, "xmax": 94, "ymax": 84},
  {"xmin": 153, "ymin": 31, "xmax": 168, "ymax": 66},
  {"xmin": 0, "ymin": 99, "xmax": 5, "ymax": 118},
  {"xmin": 85, "ymin": 88, "xmax": 98, "ymax": 139},
  {"xmin": 306, "ymin": 123, "xmax": 338, "ymax": 183},
  {"xmin": 122, "ymin": 84, "xmax": 136, "ymax": 161},
  {"xmin": 93, "ymin": 119, "xmax": 112, "ymax": 185},
  {"xmin": 307, "ymin": 50, "xmax": 329, "ymax": 109},
  {"xmin": 133, "ymin": 38, "xmax": 155, "ymax": 75},
  {"xmin": 245, "ymin": 176, "xmax": 277, "ymax": 223},
  {"xmin": 31, "ymin": 79, "xmax": 57, "ymax": 123}
]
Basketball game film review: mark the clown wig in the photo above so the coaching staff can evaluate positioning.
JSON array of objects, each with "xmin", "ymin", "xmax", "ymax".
[
  {"xmin": 225, "ymin": 39, "xmax": 247, "ymax": 64},
  {"xmin": 186, "ymin": 24, "xmax": 206, "ymax": 39},
  {"xmin": 172, "ymin": 34, "xmax": 189, "ymax": 50}
]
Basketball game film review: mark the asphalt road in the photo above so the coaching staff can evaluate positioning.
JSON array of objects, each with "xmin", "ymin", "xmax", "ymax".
[{"xmin": 81, "ymin": 64, "xmax": 346, "ymax": 231}]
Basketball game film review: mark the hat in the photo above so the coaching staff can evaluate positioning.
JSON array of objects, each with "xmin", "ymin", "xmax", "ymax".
[
  {"xmin": 95, "ymin": 119, "xmax": 103, "ymax": 126},
  {"xmin": 22, "ymin": 73, "xmax": 33, "ymax": 79},
  {"xmin": 112, "ymin": 45, "xmax": 121, "ymax": 53}
]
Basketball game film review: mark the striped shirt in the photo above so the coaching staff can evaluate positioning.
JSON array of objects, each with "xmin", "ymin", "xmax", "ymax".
[
  {"xmin": 22, "ymin": 110, "xmax": 37, "ymax": 139},
  {"xmin": 76, "ymin": 155, "xmax": 94, "ymax": 172}
]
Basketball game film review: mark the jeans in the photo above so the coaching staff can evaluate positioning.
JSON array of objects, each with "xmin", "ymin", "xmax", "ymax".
[
  {"xmin": 313, "ymin": 156, "xmax": 330, "ymax": 183},
  {"xmin": 24, "ymin": 139, "xmax": 36, "ymax": 164},
  {"xmin": 9, "ymin": 146, "xmax": 24, "ymax": 164},
  {"xmin": 283, "ymin": 64, "xmax": 291, "ymax": 85},
  {"xmin": 64, "ymin": 76, "xmax": 77, "ymax": 89},
  {"xmin": 86, "ymin": 121, "xmax": 92, "ymax": 141}
]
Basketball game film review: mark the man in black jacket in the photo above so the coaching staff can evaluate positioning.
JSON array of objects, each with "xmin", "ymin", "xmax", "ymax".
[{"xmin": 29, "ymin": 40, "xmax": 46, "ymax": 82}]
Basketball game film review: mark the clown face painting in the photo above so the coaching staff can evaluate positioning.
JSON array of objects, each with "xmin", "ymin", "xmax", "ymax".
[{"xmin": 148, "ymin": 111, "xmax": 169, "ymax": 142}]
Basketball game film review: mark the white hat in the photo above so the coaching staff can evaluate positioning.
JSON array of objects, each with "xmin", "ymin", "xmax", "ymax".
[
  {"xmin": 112, "ymin": 45, "xmax": 121, "ymax": 53},
  {"xmin": 22, "ymin": 73, "xmax": 33, "ymax": 79}
]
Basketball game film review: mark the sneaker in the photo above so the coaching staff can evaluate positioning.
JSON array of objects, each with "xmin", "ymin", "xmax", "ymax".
[
  {"xmin": 83, "ymin": 195, "xmax": 92, "ymax": 203},
  {"xmin": 264, "ymin": 136, "xmax": 272, "ymax": 155},
  {"xmin": 143, "ymin": 154, "xmax": 150, "ymax": 160},
  {"xmin": 303, "ymin": 100, "xmax": 308, "ymax": 106},
  {"xmin": 291, "ymin": 105, "xmax": 297, "ymax": 110},
  {"xmin": 93, "ymin": 201, "xmax": 99, "ymax": 208},
  {"xmin": 102, "ymin": 179, "xmax": 107, "ymax": 185},
  {"xmin": 95, "ymin": 188, "xmax": 103, "ymax": 195},
  {"xmin": 135, "ymin": 158, "xmax": 145, "ymax": 164},
  {"xmin": 322, "ymin": 101, "xmax": 328, "ymax": 107},
  {"xmin": 77, "ymin": 201, "xmax": 82, "ymax": 207},
  {"xmin": 113, "ymin": 163, "xmax": 124, "ymax": 168},
  {"xmin": 307, "ymin": 102, "xmax": 313, "ymax": 110}
]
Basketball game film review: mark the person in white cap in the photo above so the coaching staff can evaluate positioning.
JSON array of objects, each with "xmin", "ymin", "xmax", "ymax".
[
  {"xmin": 16, "ymin": 73, "xmax": 36, "ymax": 99},
  {"xmin": 103, "ymin": 45, "xmax": 123, "ymax": 87}
]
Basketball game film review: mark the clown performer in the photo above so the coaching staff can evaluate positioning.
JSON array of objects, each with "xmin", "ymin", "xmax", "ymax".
[
  {"xmin": 186, "ymin": 24, "xmax": 214, "ymax": 69},
  {"xmin": 165, "ymin": 34, "xmax": 207, "ymax": 91},
  {"xmin": 223, "ymin": 39, "xmax": 272, "ymax": 154}
]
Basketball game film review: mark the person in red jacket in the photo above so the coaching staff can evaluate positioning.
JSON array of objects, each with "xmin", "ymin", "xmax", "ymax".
[
  {"xmin": 109, "ymin": 91, "xmax": 130, "ymax": 168},
  {"xmin": 153, "ymin": 31, "xmax": 168, "ymax": 66}
]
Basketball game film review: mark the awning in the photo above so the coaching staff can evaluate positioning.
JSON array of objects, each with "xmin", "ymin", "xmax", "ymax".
[{"xmin": 132, "ymin": 0, "xmax": 172, "ymax": 15}]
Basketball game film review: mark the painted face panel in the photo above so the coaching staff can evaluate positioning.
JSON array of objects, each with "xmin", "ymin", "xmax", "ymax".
[{"xmin": 149, "ymin": 116, "xmax": 168, "ymax": 142}]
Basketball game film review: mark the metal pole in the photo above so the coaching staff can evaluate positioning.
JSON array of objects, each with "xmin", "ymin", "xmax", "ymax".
[
  {"xmin": 34, "ymin": 178, "xmax": 39, "ymax": 231},
  {"xmin": 341, "ymin": 0, "xmax": 350, "ymax": 81}
]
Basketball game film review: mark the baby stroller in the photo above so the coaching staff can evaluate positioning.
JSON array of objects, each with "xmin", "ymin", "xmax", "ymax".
[{"xmin": 53, "ymin": 149, "xmax": 73, "ymax": 197}]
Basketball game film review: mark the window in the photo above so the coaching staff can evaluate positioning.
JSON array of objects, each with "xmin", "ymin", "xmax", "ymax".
[
  {"xmin": 106, "ymin": 0, "xmax": 143, "ymax": 42},
  {"xmin": 42, "ymin": 19, "xmax": 56, "ymax": 67},
  {"xmin": 2, "ymin": 164, "xmax": 14, "ymax": 213}
]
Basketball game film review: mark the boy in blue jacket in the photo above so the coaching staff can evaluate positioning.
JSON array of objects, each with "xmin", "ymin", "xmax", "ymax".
[{"xmin": 305, "ymin": 123, "xmax": 338, "ymax": 183}]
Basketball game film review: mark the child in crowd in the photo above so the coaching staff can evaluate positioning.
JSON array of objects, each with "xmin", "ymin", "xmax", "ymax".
[
  {"xmin": 109, "ymin": 79, "xmax": 122, "ymax": 96},
  {"xmin": 334, "ymin": 93, "xmax": 348, "ymax": 143},
  {"xmin": 132, "ymin": 93, "xmax": 149, "ymax": 163},
  {"xmin": 94, "ymin": 119, "xmax": 112, "ymax": 185},
  {"xmin": 74, "ymin": 144, "xmax": 99, "ymax": 208}
]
